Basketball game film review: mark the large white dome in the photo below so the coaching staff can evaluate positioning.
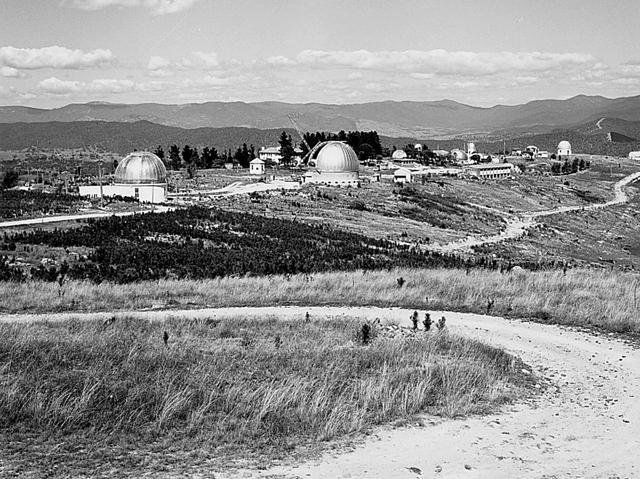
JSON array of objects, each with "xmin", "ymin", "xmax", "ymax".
[
  {"xmin": 315, "ymin": 142, "xmax": 359, "ymax": 173},
  {"xmin": 392, "ymin": 149, "xmax": 408, "ymax": 159},
  {"xmin": 557, "ymin": 141, "xmax": 572, "ymax": 151},
  {"xmin": 114, "ymin": 151, "xmax": 167, "ymax": 185}
]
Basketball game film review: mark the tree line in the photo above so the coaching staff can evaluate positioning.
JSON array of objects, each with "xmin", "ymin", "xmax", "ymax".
[{"xmin": 152, "ymin": 143, "xmax": 258, "ymax": 174}]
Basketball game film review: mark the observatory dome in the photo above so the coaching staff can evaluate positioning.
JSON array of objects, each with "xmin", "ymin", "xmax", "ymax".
[
  {"xmin": 392, "ymin": 149, "xmax": 408, "ymax": 159},
  {"xmin": 315, "ymin": 142, "xmax": 359, "ymax": 172},
  {"xmin": 114, "ymin": 151, "xmax": 167, "ymax": 185},
  {"xmin": 557, "ymin": 141, "xmax": 571, "ymax": 151},
  {"xmin": 450, "ymin": 149, "xmax": 468, "ymax": 162}
]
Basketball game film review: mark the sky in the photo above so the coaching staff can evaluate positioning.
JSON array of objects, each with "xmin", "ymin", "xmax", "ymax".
[{"xmin": 1, "ymin": 0, "xmax": 640, "ymax": 108}]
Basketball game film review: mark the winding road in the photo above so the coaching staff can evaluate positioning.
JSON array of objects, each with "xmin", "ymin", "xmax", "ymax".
[
  {"xmin": 2, "ymin": 306, "xmax": 638, "ymax": 478},
  {"xmin": 435, "ymin": 170, "xmax": 640, "ymax": 253}
]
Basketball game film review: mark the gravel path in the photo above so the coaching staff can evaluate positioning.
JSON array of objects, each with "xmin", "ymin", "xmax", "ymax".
[
  {"xmin": 2, "ymin": 305, "xmax": 638, "ymax": 478},
  {"xmin": 436, "ymin": 170, "xmax": 640, "ymax": 253}
]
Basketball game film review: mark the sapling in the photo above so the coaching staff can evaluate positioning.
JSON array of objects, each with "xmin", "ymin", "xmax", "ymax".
[
  {"xmin": 437, "ymin": 316, "xmax": 447, "ymax": 332},
  {"xmin": 361, "ymin": 323, "xmax": 371, "ymax": 345},
  {"xmin": 486, "ymin": 298, "xmax": 495, "ymax": 314},
  {"xmin": 411, "ymin": 311, "xmax": 419, "ymax": 330},
  {"xmin": 423, "ymin": 313, "xmax": 432, "ymax": 332},
  {"xmin": 397, "ymin": 277, "xmax": 405, "ymax": 288}
]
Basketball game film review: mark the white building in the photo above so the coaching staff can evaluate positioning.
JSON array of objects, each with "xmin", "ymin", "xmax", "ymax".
[
  {"xmin": 628, "ymin": 151, "xmax": 640, "ymax": 160},
  {"xmin": 525, "ymin": 145, "xmax": 539, "ymax": 158},
  {"xmin": 249, "ymin": 158, "xmax": 265, "ymax": 175},
  {"xmin": 302, "ymin": 141, "xmax": 360, "ymax": 187},
  {"xmin": 259, "ymin": 146, "xmax": 282, "ymax": 163},
  {"xmin": 557, "ymin": 141, "xmax": 572, "ymax": 157},
  {"xmin": 466, "ymin": 142, "xmax": 477, "ymax": 155},
  {"xmin": 79, "ymin": 151, "xmax": 167, "ymax": 203},
  {"xmin": 393, "ymin": 168, "xmax": 413, "ymax": 184},
  {"xmin": 464, "ymin": 163, "xmax": 514, "ymax": 180}
]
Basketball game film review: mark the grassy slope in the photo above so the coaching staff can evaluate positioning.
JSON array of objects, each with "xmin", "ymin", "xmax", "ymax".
[
  {"xmin": 0, "ymin": 315, "xmax": 528, "ymax": 477},
  {"xmin": 1, "ymin": 267, "xmax": 638, "ymax": 336}
]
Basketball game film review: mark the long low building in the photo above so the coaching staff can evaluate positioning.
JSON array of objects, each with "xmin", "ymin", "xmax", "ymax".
[
  {"xmin": 463, "ymin": 163, "xmax": 514, "ymax": 179},
  {"xmin": 389, "ymin": 167, "xmax": 462, "ymax": 183}
]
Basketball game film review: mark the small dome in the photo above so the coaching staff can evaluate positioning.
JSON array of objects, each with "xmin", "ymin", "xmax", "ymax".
[
  {"xmin": 414, "ymin": 143, "xmax": 423, "ymax": 151},
  {"xmin": 114, "ymin": 151, "xmax": 167, "ymax": 185},
  {"xmin": 315, "ymin": 142, "xmax": 359, "ymax": 172},
  {"xmin": 558, "ymin": 141, "xmax": 572, "ymax": 150},
  {"xmin": 451, "ymin": 149, "xmax": 468, "ymax": 161},
  {"xmin": 392, "ymin": 149, "xmax": 407, "ymax": 159}
]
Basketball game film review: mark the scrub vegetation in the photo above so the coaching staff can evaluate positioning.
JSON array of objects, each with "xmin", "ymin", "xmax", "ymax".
[
  {"xmin": 0, "ymin": 315, "xmax": 529, "ymax": 477},
  {"xmin": 1, "ymin": 206, "xmax": 559, "ymax": 283},
  {"xmin": 1, "ymin": 267, "xmax": 638, "ymax": 336}
]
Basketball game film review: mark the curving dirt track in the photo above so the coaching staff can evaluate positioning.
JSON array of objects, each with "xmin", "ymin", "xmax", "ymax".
[
  {"xmin": 436, "ymin": 170, "xmax": 640, "ymax": 253},
  {"xmin": 3, "ymin": 306, "xmax": 639, "ymax": 478}
]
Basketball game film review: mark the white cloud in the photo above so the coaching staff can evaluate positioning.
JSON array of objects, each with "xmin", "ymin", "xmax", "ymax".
[
  {"xmin": 292, "ymin": 49, "xmax": 596, "ymax": 76},
  {"xmin": 1, "ymin": 66, "xmax": 26, "ymax": 78},
  {"xmin": 38, "ymin": 77, "xmax": 134, "ymax": 95},
  {"xmin": 183, "ymin": 51, "xmax": 219, "ymax": 69},
  {"xmin": 147, "ymin": 56, "xmax": 170, "ymax": 71},
  {"xmin": 147, "ymin": 52, "xmax": 219, "ymax": 76},
  {"xmin": 0, "ymin": 46, "xmax": 113, "ymax": 70},
  {"xmin": 62, "ymin": 0, "xmax": 200, "ymax": 14}
]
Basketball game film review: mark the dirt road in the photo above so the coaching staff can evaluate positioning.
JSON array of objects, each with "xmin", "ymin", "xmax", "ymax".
[
  {"xmin": 0, "ymin": 205, "xmax": 174, "ymax": 229},
  {"xmin": 3, "ymin": 306, "xmax": 638, "ymax": 478},
  {"xmin": 436, "ymin": 170, "xmax": 640, "ymax": 253}
]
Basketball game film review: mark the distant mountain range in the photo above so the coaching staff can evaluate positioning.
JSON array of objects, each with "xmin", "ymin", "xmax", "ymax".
[
  {"xmin": 2, "ymin": 95, "xmax": 640, "ymax": 138},
  {"xmin": 0, "ymin": 118, "xmax": 637, "ymax": 158}
]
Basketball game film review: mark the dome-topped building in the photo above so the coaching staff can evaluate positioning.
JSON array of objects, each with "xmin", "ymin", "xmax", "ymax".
[
  {"xmin": 392, "ymin": 149, "xmax": 408, "ymax": 160},
  {"xmin": 79, "ymin": 151, "xmax": 168, "ymax": 203},
  {"xmin": 303, "ymin": 141, "xmax": 360, "ymax": 187},
  {"xmin": 557, "ymin": 141, "xmax": 572, "ymax": 157},
  {"xmin": 114, "ymin": 151, "xmax": 167, "ymax": 184}
]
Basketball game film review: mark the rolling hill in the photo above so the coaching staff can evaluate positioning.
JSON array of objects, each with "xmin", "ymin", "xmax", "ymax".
[
  {"xmin": 2, "ymin": 95, "xmax": 640, "ymax": 138},
  {"xmin": 0, "ymin": 121, "xmax": 299, "ymax": 155}
]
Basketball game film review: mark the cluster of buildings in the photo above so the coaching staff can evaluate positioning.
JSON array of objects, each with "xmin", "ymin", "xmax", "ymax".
[{"xmin": 74, "ymin": 138, "xmax": 581, "ymax": 204}]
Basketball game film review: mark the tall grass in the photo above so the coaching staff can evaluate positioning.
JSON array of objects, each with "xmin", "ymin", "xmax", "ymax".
[
  {"xmin": 1, "ymin": 267, "xmax": 638, "ymax": 335},
  {"xmin": 0, "ymin": 316, "xmax": 522, "ymax": 465}
]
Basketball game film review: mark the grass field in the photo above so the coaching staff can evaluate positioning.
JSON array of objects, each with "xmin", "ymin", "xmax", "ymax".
[
  {"xmin": 0, "ymin": 315, "xmax": 529, "ymax": 477},
  {"xmin": 2, "ymin": 266, "xmax": 638, "ymax": 336}
]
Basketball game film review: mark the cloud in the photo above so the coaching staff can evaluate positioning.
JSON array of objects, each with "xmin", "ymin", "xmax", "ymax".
[
  {"xmin": 292, "ymin": 49, "xmax": 596, "ymax": 76},
  {"xmin": 62, "ymin": 0, "xmax": 200, "ymax": 14},
  {"xmin": 38, "ymin": 77, "xmax": 134, "ymax": 95},
  {"xmin": 1, "ymin": 66, "xmax": 26, "ymax": 78},
  {"xmin": 146, "ymin": 52, "xmax": 219, "ymax": 76},
  {"xmin": 0, "ymin": 46, "xmax": 113, "ymax": 70}
]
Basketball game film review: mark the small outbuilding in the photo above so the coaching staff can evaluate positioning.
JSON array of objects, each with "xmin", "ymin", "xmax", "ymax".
[{"xmin": 249, "ymin": 158, "xmax": 265, "ymax": 175}]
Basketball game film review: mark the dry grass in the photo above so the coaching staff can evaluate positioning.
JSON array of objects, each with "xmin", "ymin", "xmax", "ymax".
[
  {"xmin": 0, "ymin": 315, "xmax": 526, "ymax": 477},
  {"xmin": 1, "ymin": 266, "xmax": 638, "ymax": 335}
]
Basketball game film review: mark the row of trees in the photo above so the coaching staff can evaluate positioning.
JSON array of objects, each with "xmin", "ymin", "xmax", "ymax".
[
  {"xmin": 152, "ymin": 143, "xmax": 259, "ymax": 174},
  {"xmin": 551, "ymin": 158, "xmax": 590, "ymax": 175},
  {"xmin": 302, "ymin": 130, "xmax": 383, "ymax": 162}
]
